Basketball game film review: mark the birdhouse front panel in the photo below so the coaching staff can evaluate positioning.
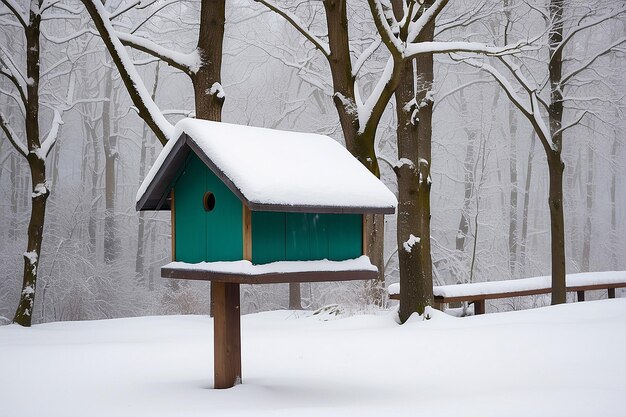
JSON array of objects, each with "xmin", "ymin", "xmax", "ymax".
[
  {"xmin": 173, "ymin": 154, "xmax": 243, "ymax": 263},
  {"xmin": 251, "ymin": 211, "xmax": 363, "ymax": 264}
]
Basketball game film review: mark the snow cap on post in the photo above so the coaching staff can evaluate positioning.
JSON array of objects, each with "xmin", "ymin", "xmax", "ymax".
[{"xmin": 136, "ymin": 118, "xmax": 397, "ymax": 214}]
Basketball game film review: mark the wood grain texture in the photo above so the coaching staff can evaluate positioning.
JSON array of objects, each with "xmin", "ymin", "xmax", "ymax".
[
  {"xmin": 161, "ymin": 267, "xmax": 378, "ymax": 284},
  {"xmin": 243, "ymin": 205, "xmax": 251, "ymax": 261},
  {"xmin": 212, "ymin": 282, "xmax": 241, "ymax": 389}
]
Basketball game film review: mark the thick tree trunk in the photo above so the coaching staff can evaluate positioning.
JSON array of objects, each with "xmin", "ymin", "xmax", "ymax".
[
  {"xmin": 547, "ymin": 152, "xmax": 566, "ymax": 304},
  {"xmin": 395, "ymin": 1, "xmax": 435, "ymax": 322},
  {"xmin": 193, "ymin": 0, "xmax": 225, "ymax": 121},
  {"xmin": 14, "ymin": 160, "xmax": 49, "ymax": 326},
  {"xmin": 547, "ymin": 0, "xmax": 566, "ymax": 304},
  {"xmin": 13, "ymin": 9, "xmax": 48, "ymax": 327}
]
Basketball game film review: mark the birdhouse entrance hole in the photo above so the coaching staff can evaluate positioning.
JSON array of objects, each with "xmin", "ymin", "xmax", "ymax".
[{"xmin": 203, "ymin": 192, "xmax": 216, "ymax": 212}]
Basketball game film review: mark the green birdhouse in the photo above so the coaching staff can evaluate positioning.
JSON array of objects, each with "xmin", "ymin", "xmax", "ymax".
[{"xmin": 136, "ymin": 119, "xmax": 396, "ymax": 269}]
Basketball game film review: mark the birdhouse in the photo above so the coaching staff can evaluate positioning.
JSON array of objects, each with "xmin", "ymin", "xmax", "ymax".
[
  {"xmin": 136, "ymin": 118, "xmax": 397, "ymax": 389},
  {"xmin": 136, "ymin": 119, "xmax": 397, "ymax": 269}
]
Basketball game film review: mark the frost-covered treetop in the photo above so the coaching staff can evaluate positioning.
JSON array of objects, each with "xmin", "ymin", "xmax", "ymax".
[{"xmin": 137, "ymin": 119, "xmax": 397, "ymax": 213}]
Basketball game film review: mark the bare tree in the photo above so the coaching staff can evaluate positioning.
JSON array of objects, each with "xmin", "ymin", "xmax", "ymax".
[
  {"xmin": 0, "ymin": 0, "xmax": 74, "ymax": 326},
  {"xmin": 466, "ymin": 0, "xmax": 625, "ymax": 304}
]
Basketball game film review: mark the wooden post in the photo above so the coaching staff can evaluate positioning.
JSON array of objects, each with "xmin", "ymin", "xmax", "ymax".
[
  {"xmin": 213, "ymin": 281, "xmax": 241, "ymax": 389},
  {"xmin": 608, "ymin": 288, "xmax": 616, "ymax": 299},
  {"xmin": 473, "ymin": 300, "xmax": 486, "ymax": 315},
  {"xmin": 577, "ymin": 291, "xmax": 585, "ymax": 302}
]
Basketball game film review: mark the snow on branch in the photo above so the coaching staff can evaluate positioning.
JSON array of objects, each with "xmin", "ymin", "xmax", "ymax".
[
  {"xmin": 253, "ymin": 0, "xmax": 330, "ymax": 58},
  {"xmin": 80, "ymin": 0, "xmax": 174, "ymax": 145},
  {"xmin": 117, "ymin": 32, "xmax": 200, "ymax": 75},
  {"xmin": 38, "ymin": 110, "xmax": 63, "ymax": 159},
  {"xmin": 352, "ymin": 38, "xmax": 381, "ymax": 77},
  {"xmin": 406, "ymin": 0, "xmax": 449, "ymax": 43},
  {"xmin": 0, "ymin": 0, "xmax": 27, "ymax": 28},
  {"xmin": 0, "ymin": 111, "xmax": 27, "ymax": 157},
  {"xmin": 366, "ymin": 0, "xmax": 404, "ymax": 57},
  {"xmin": 404, "ymin": 40, "xmax": 533, "ymax": 59},
  {"xmin": 463, "ymin": 59, "xmax": 532, "ymax": 120}
]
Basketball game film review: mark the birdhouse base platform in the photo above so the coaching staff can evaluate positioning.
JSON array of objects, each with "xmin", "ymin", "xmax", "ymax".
[
  {"xmin": 161, "ymin": 256, "xmax": 378, "ymax": 283},
  {"xmin": 160, "ymin": 256, "xmax": 378, "ymax": 389}
]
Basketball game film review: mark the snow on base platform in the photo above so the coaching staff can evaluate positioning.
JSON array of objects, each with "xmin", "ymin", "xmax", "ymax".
[
  {"xmin": 1, "ymin": 299, "xmax": 626, "ymax": 417},
  {"xmin": 161, "ymin": 256, "xmax": 378, "ymax": 283},
  {"xmin": 165, "ymin": 256, "xmax": 377, "ymax": 276}
]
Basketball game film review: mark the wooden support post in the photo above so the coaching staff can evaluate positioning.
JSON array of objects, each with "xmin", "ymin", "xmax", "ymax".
[
  {"xmin": 473, "ymin": 300, "xmax": 486, "ymax": 315},
  {"xmin": 608, "ymin": 288, "xmax": 616, "ymax": 299},
  {"xmin": 213, "ymin": 281, "xmax": 241, "ymax": 389},
  {"xmin": 577, "ymin": 291, "xmax": 585, "ymax": 302}
]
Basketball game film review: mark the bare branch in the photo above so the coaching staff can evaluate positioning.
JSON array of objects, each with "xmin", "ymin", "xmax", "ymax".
[
  {"xmin": 0, "ymin": 111, "xmax": 27, "ymax": 157},
  {"xmin": 352, "ymin": 37, "xmax": 382, "ymax": 77},
  {"xmin": 117, "ymin": 32, "xmax": 199, "ymax": 75},
  {"xmin": 366, "ymin": 0, "xmax": 403, "ymax": 57},
  {"xmin": 80, "ymin": 0, "xmax": 174, "ymax": 145},
  {"xmin": 554, "ymin": 110, "xmax": 588, "ymax": 137},
  {"xmin": 0, "ymin": 0, "xmax": 27, "ymax": 28},
  {"xmin": 0, "ymin": 65, "xmax": 28, "ymax": 107},
  {"xmin": 551, "ymin": 6, "xmax": 626, "ymax": 63},
  {"xmin": 253, "ymin": 0, "xmax": 330, "ymax": 58},
  {"xmin": 562, "ymin": 37, "xmax": 626, "ymax": 85},
  {"xmin": 407, "ymin": 0, "xmax": 449, "ymax": 43}
]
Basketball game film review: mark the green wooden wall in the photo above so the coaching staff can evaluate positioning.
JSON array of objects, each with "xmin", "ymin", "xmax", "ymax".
[
  {"xmin": 172, "ymin": 153, "xmax": 362, "ymax": 264},
  {"xmin": 173, "ymin": 154, "xmax": 243, "ymax": 263},
  {"xmin": 251, "ymin": 211, "xmax": 362, "ymax": 264}
]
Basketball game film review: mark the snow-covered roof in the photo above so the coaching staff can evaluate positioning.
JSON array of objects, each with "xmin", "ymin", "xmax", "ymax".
[{"xmin": 136, "ymin": 118, "xmax": 397, "ymax": 213}]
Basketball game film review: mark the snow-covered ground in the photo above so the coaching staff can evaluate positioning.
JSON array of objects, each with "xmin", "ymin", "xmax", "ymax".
[{"xmin": 1, "ymin": 299, "xmax": 625, "ymax": 417}]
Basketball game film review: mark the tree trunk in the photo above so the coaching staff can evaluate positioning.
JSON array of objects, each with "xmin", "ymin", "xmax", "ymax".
[
  {"xmin": 547, "ymin": 151, "xmax": 566, "ymax": 305},
  {"xmin": 13, "ymin": 9, "xmax": 48, "ymax": 327},
  {"xmin": 519, "ymin": 132, "xmax": 535, "ymax": 272},
  {"xmin": 102, "ymin": 66, "xmax": 117, "ymax": 264},
  {"xmin": 288, "ymin": 283, "xmax": 302, "ymax": 310},
  {"xmin": 547, "ymin": 0, "xmax": 566, "ymax": 304},
  {"xmin": 14, "ymin": 159, "xmax": 49, "ymax": 326},
  {"xmin": 87, "ymin": 120, "xmax": 100, "ymax": 253},
  {"xmin": 136, "ymin": 65, "xmax": 161, "ymax": 284},
  {"xmin": 508, "ymin": 105, "xmax": 518, "ymax": 276},
  {"xmin": 610, "ymin": 135, "xmax": 619, "ymax": 270},
  {"xmin": 395, "ymin": 0, "xmax": 435, "ymax": 322},
  {"xmin": 456, "ymin": 88, "xmax": 476, "ymax": 256},
  {"xmin": 581, "ymin": 144, "xmax": 593, "ymax": 272},
  {"xmin": 193, "ymin": 0, "xmax": 225, "ymax": 121}
]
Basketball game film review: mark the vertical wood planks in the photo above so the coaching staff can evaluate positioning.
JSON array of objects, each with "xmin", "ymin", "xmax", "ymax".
[{"xmin": 243, "ymin": 205, "xmax": 252, "ymax": 261}]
